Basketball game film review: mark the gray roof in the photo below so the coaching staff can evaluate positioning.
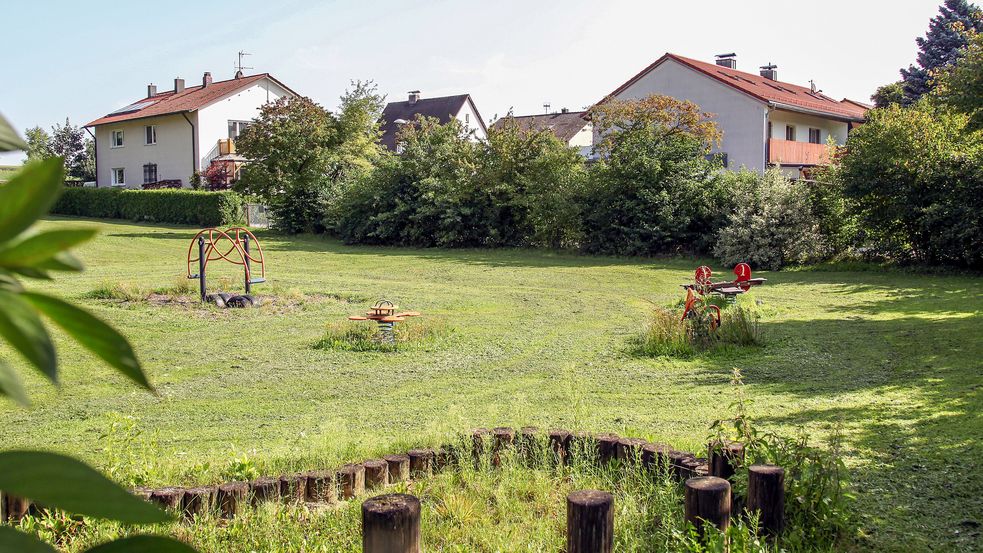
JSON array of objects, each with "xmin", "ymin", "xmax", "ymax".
[
  {"xmin": 379, "ymin": 94, "xmax": 486, "ymax": 150},
  {"xmin": 490, "ymin": 111, "xmax": 589, "ymax": 143}
]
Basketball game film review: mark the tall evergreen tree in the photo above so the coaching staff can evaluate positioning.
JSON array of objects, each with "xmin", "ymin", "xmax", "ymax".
[{"xmin": 900, "ymin": 0, "xmax": 983, "ymax": 103}]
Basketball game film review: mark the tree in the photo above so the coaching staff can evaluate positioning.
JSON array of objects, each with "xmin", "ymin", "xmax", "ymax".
[
  {"xmin": 235, "ymin": 96, "xmax": 339, "ymax": 234},
  {"xmin": 579, "ymin": 95, "xmax": 727, "ymax": 256},
  {"xmin": 871, "ymin": 81, "xmax": 906, "ymax": 108},
  {"xmin": 50, "ymin": 118, "xmax": 94, "ymax": 180},
  {"xmin": 24, "ymin": 126, "xmax": 52, "ymax": 161},
  {"xmin": 933, "ymin": 31, "xmax": 983, "ymax": 130},
  {"xmin": 900, "ymin": 0, "xmax": 983, "ymax": 103}
]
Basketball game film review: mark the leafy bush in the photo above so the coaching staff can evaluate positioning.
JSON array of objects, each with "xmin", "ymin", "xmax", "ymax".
[
  {"xmin": 51, "ymin": 187, "xmax": 243, "ymax": 226},
  {"xmin": 631, "ymin": 297, "xmax": 762, "ymax": 357},
  {"xmin": 714, "ymin": 169, "xmax": 823, "ymax": 269},
  {"xmin": 839, "ymin": 101, "xmax": 983, "ymax": 267},
  {"xmin": 580, "ymin": 95, "xmax": 729, "ymax": 256}
]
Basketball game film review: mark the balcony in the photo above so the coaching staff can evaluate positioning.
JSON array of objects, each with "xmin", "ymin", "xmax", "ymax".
[{"xmin": 767, "ymin": 138, "xmax": 830, "ymax": 166}]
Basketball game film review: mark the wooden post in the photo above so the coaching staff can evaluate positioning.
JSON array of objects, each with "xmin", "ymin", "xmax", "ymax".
[
  {"xmin": 407, "ymin": 449, "xmax": 433, "ymax": 479},
  {"xmin": 182, "ymin": 486, "xmax": 215, "ymax": 518},
  {"xmin": 306, "ymin": 470, "xmax": 336, "ymax": 503},
  {"xmin": 641, "ymin": 442, "xmax": 670, "ymax": 472},
  {"xmin": 708, "ymin": 440, "xmax": 745, "ymax": 481},
  {"xmin": 149, "ymin": 487, "xmax": 185, "ymax": 511},
  {"xmin": 3, "ymin": 493, "xmax": 31, "ymax": 522},
  {"xmin": 364, "ymin": 459, "xmax": 390, "ymax": 489},
  {"xmin": 362, "ymin": 493, "xmax": 421, "ymax": 553},
  {"xmin": 616, "ymin": 438, "xmax": 647, "ymax": 463},
  {"xmin": 338, "ymin": 463, "xmax": 367, "ymax": 499},
  {"xmin": 385, "ymin": 454, "xmax": 410, "ymax": 483},
  {"xmin": 519, "ymin": 426, "xmax": 539, "ymax": 464},
  {"xmin": 684, "ymin": 477, "xmax": 731, "ymax": 535},
  {"xmin": 669, "ymin": 450, "xmax": 697, "ymax": 479},
  {"xmin": 492, "ymin": 427, "xmax": 515, "ymax": 466},
  {"xmin": 566, "ymin": 490, "xmax": 614, "ymax": 553},
  {"xmin": 472, "ymin": 428, "xmax": 490, "ymax": 467},
  {"xmin": 549, "ymin": 429, "xmax": 572, "ymax": 465},
  {"xmin": 596, "ymin": 433, "xmax": 620, "ymax": 465},
  {"xmin": 432, "ymin": 447, "xmax": 451, "ymax": 472},
  {"xmin": 280, "ymin": 473, "xmax": 308, "ymax": 503},
  {"xmin": 747, "ymin": 464, "xmax": 785, "ymax": 535},
  {"xmin": 570, "ymin": 431, "xmax": 597, "ymax": 463},
  {"xmin": 251, "ymin": 477, "xmax": 281, "ymax": 505},
  {"xmin": 217, "ymin": 482, "xmax": 249, "ymax": 518}
]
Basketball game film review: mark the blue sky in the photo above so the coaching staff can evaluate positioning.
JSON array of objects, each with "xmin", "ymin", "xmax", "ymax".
[{"xmin": 1, "ymin": 0, "xmax": 948, "ymax": 164}]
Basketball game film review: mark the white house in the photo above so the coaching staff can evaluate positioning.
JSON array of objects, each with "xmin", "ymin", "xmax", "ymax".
[
  {"xmin": 598, "ymin": 53, "xmax": 869, "ymax": 176},
  {"xmin": 379, "ymin": 91, "xmax": 487, "ymax": 151},
  {"xmin": 85, "ymin": 71, "xmax": 297, "ymax": 188},
  {"xmin": 490, "ymin": 108, "xmax": 594, "ymax": 157}
]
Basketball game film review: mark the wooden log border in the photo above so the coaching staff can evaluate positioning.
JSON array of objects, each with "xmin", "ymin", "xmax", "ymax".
[{"xmin": 1, "ymin": 428, "xmax": 784, "ymax": 543}]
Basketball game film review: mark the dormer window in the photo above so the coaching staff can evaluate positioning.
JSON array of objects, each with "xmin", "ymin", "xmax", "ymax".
[
  {"xmin": 145, "ymin": 125, "xmax": 157, "ymax": 145},
  {"xmin": 111, "ymin": 130, "xmax": 124, "ymax": 148}
]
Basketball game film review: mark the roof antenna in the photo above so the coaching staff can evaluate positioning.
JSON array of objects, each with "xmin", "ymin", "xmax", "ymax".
[
  {"xmin": 808, "ymin": 79, "xmax": 823, "ymax": 94},
  {"xmin": 543, "ymin": 101, "xmax": 551, "ymax": 114},
  {"xmin": 235, "ymin": 50, "xmax": 253, "ymax": 78}
]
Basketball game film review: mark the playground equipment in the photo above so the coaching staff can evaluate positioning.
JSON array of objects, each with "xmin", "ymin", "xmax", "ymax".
[
  {"xmin": 681, "ymin": 264, "xmax": 765, "ymax": 327},
  {"xmin": 186, "ymin": 227, "xmax": 266, "ymax": 307},
  {"xmin": 348, "ymin": 299, "xmax": 421, "ymax": 343}
]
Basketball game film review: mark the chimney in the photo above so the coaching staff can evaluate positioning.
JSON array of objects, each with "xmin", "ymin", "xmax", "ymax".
[
  {"xmin": 203, "ymin": 71, "xmax": 213, "ymax": 87},
  {"xmin": 408, "ymin": 90, "xmax": 421, "ymax": 105},
  {"xmin": 174, "ymin": 77, "xmax": 185, "ymax": 93},
  {"xmin": 715, "ymin": 53, "xmax": 737, "ymax": 69},
  {"xmin": 561, "ymin": 107, "xmax": 569, "ymax": 113},
  {"xmin": 147, "ymin": 83, "xmax": 157, "ymax": 97},
  {"xmin": 759, "ymin": 63, "xmax": 778, "ymax": 81}
]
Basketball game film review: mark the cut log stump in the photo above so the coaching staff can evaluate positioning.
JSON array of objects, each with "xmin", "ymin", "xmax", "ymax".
[
  {"xmin": 338, "ymin": 463, "xmax": 366, "ymax": 499},
  {"xmin": 217, "ymin": 482, "xmax": 249, "ymax": 518},
  {"xmin": 280, "ymin": 473, "xmax": 308, "ymax": 503},
  {"xmin": 251, "ymin": 477, "xmax": 281, "ymax": 505},
  {"xmin": 306, "ymin": 470, "xmax": 336, "ymax": 503},
  {"xmin": 364, "ymin": 459, "xmax": 390, "ymax": 489},
  {"xmin": 595, "ymin": 433, "xmax": 620, "ymax": 465},
  {"xmin": 708, "ymin": 440, "xmax": 745, "ymax": 480},
  {"xmin": 149, "ymin": 487, "xmax": 185, "ymax": 511},
  {"xmin": 3, "ymin": 493, "xmax": 31, "ymax": 522},
  {"xmin": 407, "ymin": 449, "xmax": 433, "ymax": 479},
  {"xmin": 684, "ymin": 476, "xmax": 731, "ymax": 536},
  {"xmin": 641, "ymin": 442, "xmax": 671, "ymax": 471},
  {"xmin": 384, "ymin": 454, "xmax": 410, "ymax": 483},
  {"xmin": 549, "ymin": 429, "xmax": 572, "ymax": 465},
  {"xmin": 617, "ymin": 438, "xmax": 648, "ymax": 463},
  {"xmin": 747, "ymin": 464, "xmax": 785, "ymax": 535},
  {"xmin": 566, "ymin": 490, "xmax": 614, "ymax": 553},
  {"xmin": 518, "ymin": 426, "xmax": 540, "ymax": 463},
  {"xmin": 362, "ymin": 493, "xmax": 421, "ymax": 553},
  {"xmin": 182, "ymin": 486, "xmax": 216, "ymax": 518}
]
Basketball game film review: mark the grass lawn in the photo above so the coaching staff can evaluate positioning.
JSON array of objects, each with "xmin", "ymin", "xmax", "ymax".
[
  {"xmin": 0, "ymin": 165, "xmax": 21, "ymax": 181},
  {"xmin": 1, "ymin": 217, "xmax": 980, "ymax": 552}
]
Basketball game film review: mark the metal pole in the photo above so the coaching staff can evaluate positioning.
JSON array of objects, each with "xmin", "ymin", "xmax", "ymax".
[
  {"xmin": 198, "ymin": 236, "xmax": 207, "ymax": 302},
  {"xmin": 243, "ymin": 234, "xmax": 251, "ymax": 294}
]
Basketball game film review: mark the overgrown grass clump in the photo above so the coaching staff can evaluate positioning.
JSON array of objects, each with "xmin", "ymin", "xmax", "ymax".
[
  {"xmin": 313, "ymin": 318, "xmax": 451, "ymax": 352},
  {"xmin": 631, "ymin": 296, "xmax": 763, "ymax": 357}
]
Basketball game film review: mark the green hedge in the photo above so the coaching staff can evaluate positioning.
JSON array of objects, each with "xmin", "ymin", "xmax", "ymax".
[{"xmin": 52, "ymin": 188, "xmax": 244, "ymax": 227}]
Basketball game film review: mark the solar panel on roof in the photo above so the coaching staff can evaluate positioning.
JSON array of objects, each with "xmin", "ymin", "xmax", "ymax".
[{"xmin": 107, "ymin": 100, "xmax": 155, "ymax": 116}]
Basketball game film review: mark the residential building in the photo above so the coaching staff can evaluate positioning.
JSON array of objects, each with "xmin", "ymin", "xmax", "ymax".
[
  {"xmin": 379, "ymin": 91, "xmax": 487, "ymax": 152},
  {"xmin": 490, "ymin": 108, "xmax": 593, "ymax": 157},
  {"xmin": 85, "ymin": 71, "xmax": 297, "ymax": 188},
  {"xmin": 597, "ymin": 53, "xmax": 868, "ymax": 176}
]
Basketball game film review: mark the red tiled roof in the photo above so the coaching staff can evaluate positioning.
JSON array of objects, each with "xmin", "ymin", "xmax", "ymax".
[
  {"xmin": 85, "ymin": 74, "xmax": 289, "ymax": 127},
  {"xmin": 603, "ymin": 53, "xmax": 868, "ymax": 122}
]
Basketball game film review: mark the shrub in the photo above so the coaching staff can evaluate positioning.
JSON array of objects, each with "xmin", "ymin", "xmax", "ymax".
[
  {"xmin": 631, "ymin": 297, "xmax": 761, "ymax": 357},
  {"xmin": 51, "ymin": 187, "xmax": 243, "ymax": 226},
  {"xmin": 313, "ymin": 318, "xmax": 450, "ymax": 352},
  {"xmin": 714, "ymin": 169, "xmax": 823, "ymax": 269},
  {"xmin": 580, "ymin": 95, "xmax": 728, "ymax": 256}
]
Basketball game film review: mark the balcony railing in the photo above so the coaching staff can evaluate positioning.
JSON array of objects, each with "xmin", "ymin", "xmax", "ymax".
[{"xmin": 767, "ymin": 138, "xmax": 830, "ymax": 166}]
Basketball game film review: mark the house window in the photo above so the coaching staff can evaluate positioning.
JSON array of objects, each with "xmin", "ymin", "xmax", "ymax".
[
  {"xmin": 145, "ymin": 125, "xmax": 157, "ymax": 145},
  {"xmin": 785, "ymin": 125, "xmax": 796, "ymax": 141},
  {"xmin": 808, "ymin": 128, "xmax": 821, "ymax": 144},
  {"xmin": 143, "ymin": 163, "xmax": 158, "ymax": 184},
  {"xmin": 395, "ymin": 142, "xmax": 405, "ymax": 154},
  {"xmin": 228, "ymin": 120, "xmax": 250, "ymax": 139},
  {"xmin": 111, "ymin": 167, "xmax": 125, "ymax": 186},
  {"xmin": 111, "ymin": 130, "xmax": 124, "ymax": 148},
  {"xmin": 464, "ymin": 113, "xmax": 470, "ymax": 130}
]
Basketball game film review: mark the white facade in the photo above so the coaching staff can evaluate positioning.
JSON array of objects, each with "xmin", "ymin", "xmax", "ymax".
[
  {"xmin": 92, "ymin": 76, "xmax": 293, "ymax": 188},
  {"xmin": 455, "ymin": 99, "xmax": 488, "ymax": 142},
  {"xmin": 569, "ymin": 121, "xmax": 594, "ymax": 157}
]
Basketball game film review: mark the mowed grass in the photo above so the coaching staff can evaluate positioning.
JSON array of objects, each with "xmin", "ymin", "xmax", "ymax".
[
  {"xmin": 1, "ymin": 216, "xmax": 980, "ymax": 552},
  {"xmin": 0, "ymin": 164, "xmax": 21, "ymax": 181}
]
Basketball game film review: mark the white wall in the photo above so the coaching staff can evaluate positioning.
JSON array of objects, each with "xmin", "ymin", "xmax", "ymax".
[
  {"xmin": 455, "ymin": 100, "xmax": 488, "ymax": 141},
  {"xmin": 766, "ymin": 109, "xmax": 848, "ymax": 145},
  {"xmin": 608, "ymin": 58, "xmax": 769, "ymax": 172},
  {"xmin": 196, "ymin": 78, "xmax": 293, "ymax": 169},
  {"xmin": 93, "ymin": 113, "xmax": 197, "ymax": 188}
]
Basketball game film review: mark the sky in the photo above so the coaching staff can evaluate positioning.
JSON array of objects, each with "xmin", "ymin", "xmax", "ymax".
[{"xmin": 0, "ymin": 0, "xmax": 949, "ymax": 165}]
